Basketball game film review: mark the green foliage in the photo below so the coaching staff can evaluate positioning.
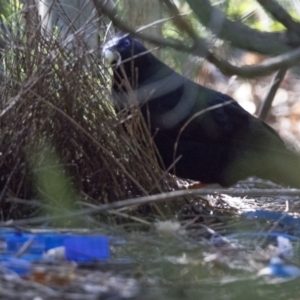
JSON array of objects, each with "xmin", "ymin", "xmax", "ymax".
[
  {"xmin": 31, "ymin": 146, "xmax": 80, "ymax": 227},
  {"xmin": 215, "ymin": 0, "xmax": 287, "ymax": 31},
  {"xmin": 0, "ymin": 0, "xmax": 21, "ymax": 20}
]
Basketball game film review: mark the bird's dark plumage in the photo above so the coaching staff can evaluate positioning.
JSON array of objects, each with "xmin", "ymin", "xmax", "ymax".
[{"xmin": 103, "ymin": 32, "xmax": 300, "ymax": 187}]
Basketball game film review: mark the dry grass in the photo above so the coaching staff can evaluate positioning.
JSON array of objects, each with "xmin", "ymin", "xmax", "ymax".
[{"xmin": 0, "ymin": 7, "xmax": 179, "ymax": 221}]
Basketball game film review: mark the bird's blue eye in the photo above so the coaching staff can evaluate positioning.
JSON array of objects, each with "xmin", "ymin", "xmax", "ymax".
[{"xmin": 123, "ymin": 39, "xmax": 131, "ymax": 47}]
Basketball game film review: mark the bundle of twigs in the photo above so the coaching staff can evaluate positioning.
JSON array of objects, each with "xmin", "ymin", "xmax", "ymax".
[{"xmin": 0, "ymin": 10, "xmax": 177, "ymax": 221}]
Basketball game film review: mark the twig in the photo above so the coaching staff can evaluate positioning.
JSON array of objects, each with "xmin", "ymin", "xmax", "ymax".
[
  {"xmin": 259, "ymin": 68, "xmax": 287, "ymax": 120},
  {"xmin": 2, "ymin": 188, "xmax": 300, "ymax": 226},
  {"xmin": 79, "ymin": 201, "xmax": 152, "ymax": 225},
  {"xmin": 15, "ymin": 235, "xmax": 35, "ymax": 258},
  {"xmin": 0, "ymin": 159, "xmax": 20, "ymax": 204}
]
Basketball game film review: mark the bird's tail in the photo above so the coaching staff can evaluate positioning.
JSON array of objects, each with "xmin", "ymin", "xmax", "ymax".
[
  {"xmin": 267, "ymin": 151, "xmax": 300, "ymax": 188},
  {"xmin": 225, "ymin": 148, "xmax": 300, "ymax": 188}
]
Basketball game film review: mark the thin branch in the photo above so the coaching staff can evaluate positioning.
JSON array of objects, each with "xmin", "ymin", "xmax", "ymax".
[
  {"xmin": 259, "ymin": 68, "xmax": 287, "ymax": 120},
  {"xmin": 3, "ymin": 188, "xmax": 300, "ymax": 226},
  {"xmin": 206, "ymin": 48, "xmax": 300, "ymax": 78},
  {"xmin": 161, "ymin": 0, "xmax": 197, "ymax": 40}
]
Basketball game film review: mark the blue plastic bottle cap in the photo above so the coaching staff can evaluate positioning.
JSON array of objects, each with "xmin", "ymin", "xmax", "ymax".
[{"xmin": 65, "ymin": 236, "xmax": 109, "ymax": 262}]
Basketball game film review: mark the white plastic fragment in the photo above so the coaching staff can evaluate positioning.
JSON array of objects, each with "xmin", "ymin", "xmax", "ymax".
[
  {"xmin": 44, "ymin": 246, "xmax": 66, "ymax": 260},
  {"xmin": 155, "ymin": 221, "xmax": 185, "ymax": 235},
  {"xmin": 276, "ymin": 236, "xmax": 293, "ymax": 260}
]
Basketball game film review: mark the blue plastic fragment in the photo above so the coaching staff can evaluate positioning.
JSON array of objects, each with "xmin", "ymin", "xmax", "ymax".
[
  {"xmin": 44, "ymin": 233, "xmax": 67, "ymax": 250},
  {"xmin": 6, "ymin": 233, "xmax": 44, "ymax": 254},
  {"xmin": 5, "ymin": 232, "xmax": 70, "ymax": 254},
  {"xmin": 269, "ymin": 264, "xmax": 298, "ymax": 278},
  {"xmin": 242, "ymin": 209, "xmax": 300, "ymax": 226},
  {"xmin": 65, "ymin": 236, "xmax": 109, "ymax": 262},
  {"xmin": 2, "ymin": 258, "xmax": 31, "ymax": 276},
  {"xmin": 226, "ymin": 232, "xmax": 300, "ymax": 242},
  {"xmin": 6, "ymin": 233, "xmax": 31, "ymax": 252},
  {"xmin": 260, "ymin": 260, "xmax": 300, "ymax": 279},
  {"xmin": 0, "ymin": 229, "xmax": 110, "ymax": 266}
]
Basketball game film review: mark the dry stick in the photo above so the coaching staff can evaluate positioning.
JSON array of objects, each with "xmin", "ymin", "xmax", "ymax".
[
  {"xmin": 58, "ymin": 0, "xmax": 90, "ymax": 40},
  {"xmin": 15, "ymin": 236, "xmax": 35, "ymax": 258},
  {"xmin": 81, "ymin": 201, "xmax": 151, "ymax": 225},
  {"xmin": 3, "ymin": 188, "xmax": 300, "ymax": 226},
  {"xmin": 258, "ymin": 68, "xmax": 287, "ymax": 121},
  {"xmin": 0, "ymin": 159, "xmax": 20, "ymax": 204},
  {"xmin": 27, "ymin": 0, "xmax": 57, "ymax": 41}
]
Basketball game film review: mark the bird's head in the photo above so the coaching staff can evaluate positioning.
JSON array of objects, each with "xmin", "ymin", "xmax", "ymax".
[
  {"xmin": 102, "ymin": 33, "xmax": 147, "ymax": 67},
  {"xmin": 102, "ymin": 33, "xmax": 163, "ymax": 86}
]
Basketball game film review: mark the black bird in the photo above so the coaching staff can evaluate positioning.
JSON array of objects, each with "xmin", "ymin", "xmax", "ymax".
[{"xmin": 102, "ymin": 32, "xmax": 300, "ymax": 187}]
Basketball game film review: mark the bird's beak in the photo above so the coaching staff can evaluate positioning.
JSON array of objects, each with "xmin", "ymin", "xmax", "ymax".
[{"xmin": 102, "ymin": 48, "xmax": 117, "ymax": 64}]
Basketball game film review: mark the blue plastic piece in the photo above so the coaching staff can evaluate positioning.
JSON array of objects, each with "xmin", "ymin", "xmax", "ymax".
[
  {"xmin": 6, "ymin": 233, "xmax": 44, "ymax": 254},
  {"xmin": 226, "ymin": 232, "xmax": 300, "ymax": 242},
  {"xmin": 0, "ymin": 254, "xmax": 15, "ymax": 261},
  {"xmin": 242, "ymin": 209, "xmax": 300, "ymax": 226},
  {"xmin": 44, "ymin": 234, "xmax": 67, "ymax": 250},
  {"xmin": 65, "ymin": 236, "xmax": 109, "ymax": 262},
  {"xmin": 0, "ymin": 229, "xmax": 110, "ymax": 267},
  {"xmin": 2, "ymin": 258, "xmax": 31, "ymax": 276},
  {"xmin": 5, "ymin": 232, "xmax": 68, "ymax": 254},
  {"xmin": 266, "ymin": 263, "xmax": 300, "ymax": 278},
  {"xmin": 6, "ymin": 233, "xmax": 31, "ymax": 252}
]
